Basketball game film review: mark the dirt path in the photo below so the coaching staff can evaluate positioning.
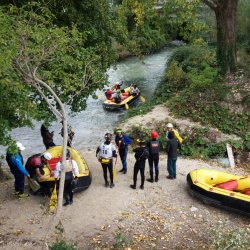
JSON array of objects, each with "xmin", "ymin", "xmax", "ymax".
[
  {"xmin": 0, "ymin": 104, "xmax": 249, "ymax": 249},
  {"xmin": 0, "ymin": 150, "xmax": 249, "ymax": 250}
]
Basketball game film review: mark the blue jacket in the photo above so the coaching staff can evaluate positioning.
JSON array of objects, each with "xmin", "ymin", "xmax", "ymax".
[
  {"xmin": 6, "ymin": 152, "xmax": 30, "ymax": 176},
  {"xmin": 115, "ymin": 134, "xmax": 132, "ymax": 150}
]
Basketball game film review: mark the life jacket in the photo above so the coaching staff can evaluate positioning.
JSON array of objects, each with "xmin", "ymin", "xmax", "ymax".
[
  {"xmin": 105, "ymin": 90, "xmax": 113, "ymax": 100},
  {"xmin": 99, "ymin": 143, "xmax": 113, "ymax": 159},
  {"xmin": 135, "ymin": 147, "xmax": 149, "ymax": 161},
  {"xmin": 25, "ymin": 154, "xmax": 42, "ymax": 178},
  {"xmin": 149, "ymin": 140, "xmax": 160, "ymax": 155}
]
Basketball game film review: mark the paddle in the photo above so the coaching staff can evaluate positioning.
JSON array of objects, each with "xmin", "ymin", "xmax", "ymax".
[
  {"xmin": 125, "ymin": 103, "xmax": 129, "ymax": 110},
  {"xmin": 139, "ymin": 95, "xmax": 146, "ymax": 102},
  {"xmin": 27, "ymin": 177, "xmax": 41, "ymax": 193},
  {"xmin": 49, "ymin": 182, "xmax": 58, "ymax": 213}
]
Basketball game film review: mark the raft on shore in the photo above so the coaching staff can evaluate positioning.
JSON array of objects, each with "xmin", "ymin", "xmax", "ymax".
[
  {"xmin": 102, "ymin": 86, "xmax": 141, "ymax": 111},
  {"xmin": 187, "ymin": 168, "xmax": 250, "ymax": 216},
  {"xmin": 29, "ymin": 146, "xmax": 92, "ymax": 194}
]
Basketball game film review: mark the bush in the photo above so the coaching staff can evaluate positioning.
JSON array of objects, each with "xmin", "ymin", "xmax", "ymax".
[{"xmin": 49, "ymin": 240, "xmax": 77, "ymax": 250}]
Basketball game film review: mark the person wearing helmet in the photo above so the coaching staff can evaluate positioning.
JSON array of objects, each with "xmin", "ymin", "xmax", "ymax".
[
  {"xmin": 6, "ymin": 142, "xmax": 30, "ymax": 198},
  {"xmin": 147, "ymin": 130, "xmax": 161, "ymax": 183},
  {"xmin": 166, "ymin": 123, "xmax": 183, "ymax": 144},
  {"xmin": 166, "ymin": 131, "xmax": 181, "ymax": 179},
  {"xmin": 130, "ymin": 84, "xmax": 140, "ymax": 96},
  {"xmin": 115, "ymin": 129, "xmax": 132, "ymax": 174},
  {"xmin": 96, "ymin": 133, "xmax": 117, "ymax": 188},
  {"xmin": 130, "ymin": 139, "xmax": 149, "ymax": 190},
  {"xmin": 25, "ymin": 152, "xmax": 52, "ymax": 181},
  {"xmin": 54, "ymin": 149, "xmax": 79, "ymax": 206}
]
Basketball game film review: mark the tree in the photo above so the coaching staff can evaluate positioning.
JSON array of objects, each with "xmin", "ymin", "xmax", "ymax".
[
  {"xmin": 201, "ymin": 0, "xmax": 238, "ymax": 74},
  {"xmin": 0, "ymin": 3, "xmax": 114, "ymax": 212}
]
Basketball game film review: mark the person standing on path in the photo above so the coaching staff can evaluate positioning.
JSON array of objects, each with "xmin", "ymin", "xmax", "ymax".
[
  {"xmin": 166, "ymin": 123, "xmax": 183, "ymax": 144},
  {"xmin": 6, "ymin": 142, "xmax": 30, "ymax": 198},
  {"xmin": 96, "ymin": 133, "xmax": 117, "ymax": 188},
  {"xmin": 115, "ymin": 129, "xmax": 132, "ymax": 174},
  {"xmin": 130, "ymin": 139, "xmax": 149, "ymax": 190},
  {"xmin": 166, "ymin": 131, "xmax": 181, "ymax": 179},
  {"xmin": 40, "ymin": 124, "xmax": 56, "ymax": 149},
  {"xmin": 147, "ymin": 131, "xmax": 160, "ymax": 183}
]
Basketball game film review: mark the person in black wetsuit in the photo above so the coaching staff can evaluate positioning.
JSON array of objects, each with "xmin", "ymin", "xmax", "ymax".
[
  {"xmin": 130, "ymin": 139, "xmax": 149, "ymax": 190},
  {"xmin": 147, "ymin": 130, "xmax": 161, "ymax": 183}
]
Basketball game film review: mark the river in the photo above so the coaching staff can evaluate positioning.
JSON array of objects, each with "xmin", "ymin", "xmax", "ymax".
[{"xmin": 0, "ymin": 47, "xmax": 174, "ymax": 159}]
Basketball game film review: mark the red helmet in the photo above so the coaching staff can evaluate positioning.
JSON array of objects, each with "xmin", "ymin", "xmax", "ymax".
[{"xmin": 151, "ymin": 131, "xmax": 159, "ymax": 139}]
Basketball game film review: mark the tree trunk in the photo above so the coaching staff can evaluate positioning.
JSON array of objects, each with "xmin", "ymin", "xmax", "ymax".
[{"xmin": 214, "ymin": 0, "xmax": 238, "ymax": 74}]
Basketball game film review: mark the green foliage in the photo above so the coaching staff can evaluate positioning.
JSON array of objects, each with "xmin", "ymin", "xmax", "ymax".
[
  {"xmin": 237, "ymin": 0, "xmax": 250, "ymax": 52},
  {"xmin": 210, "ymin": 223, "xmax": 250, "ymax": 250},
  {"xmin": 126, "ymin": 102, "xmax": 154, "ymax": 118},
  {"xmin": 114, "ymin": 232, "xmax": 130, "ymax": 249},
  {"xmin": 49, "ymin": 220, "xmax": 77, "ymax": 250},
  {"xmin": 162, "ymin": 0, "xmax": 208, "ymax": 43},
  {"xmin": 49, "ymin": 241, "xmax": 77, "ymax": 250},
  {"xmin": 0, "ymin": 3, "xmax": 116, "ymax": 146},
  {"xmin": 115, "ymin": 0, "xmax": 168, "ymax": 56}
]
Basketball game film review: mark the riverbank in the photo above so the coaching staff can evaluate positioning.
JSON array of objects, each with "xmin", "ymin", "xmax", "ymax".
[{"xmin": 0, "ymin": 148, "xmax": 250, "ymax": 249}]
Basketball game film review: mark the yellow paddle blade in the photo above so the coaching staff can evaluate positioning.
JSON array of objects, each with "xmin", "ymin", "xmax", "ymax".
[
  {"xmin": 125, "ymin": 103, "xmax": 129, "ymax": 110},
  {"xmin": 49, "ymin": 185, "xmax": 58, "ymax": 213},
  {"xmin": 113, "ymin": 166, "xmax": 117, "ymax": 180},
  {"xmin": 139, "ymin": 95, "xmax": 146, "ymax": 102}
]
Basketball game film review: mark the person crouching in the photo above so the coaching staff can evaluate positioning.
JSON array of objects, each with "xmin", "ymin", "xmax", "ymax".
[
  {"xmin": 96, "ymin": 133, "xmax": 117, "ymax": 188},
  {"xmin": 130, "ymin": 139, "xmax": 149, "ymax": 190}
]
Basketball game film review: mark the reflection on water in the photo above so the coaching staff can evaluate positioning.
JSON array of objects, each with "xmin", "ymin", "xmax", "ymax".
[{"xmin": 0, "ymin": 47, "xmax": 174, "ymax": 159}]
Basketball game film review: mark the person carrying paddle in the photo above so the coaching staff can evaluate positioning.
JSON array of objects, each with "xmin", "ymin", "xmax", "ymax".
[
  {"xmin": 166, "ymin": 123, "xmax": 183, "ymax": 144},
  {"xmin": 54, "ymin": 149, "xmax": 79, "ymax": 206},
  {"xmin": 96, "ymin": 133, "xmax": 117, "ymax": 188},
  {"xmin": 115, "ymin": 129, "xmax": 132, "ymax": 174},
  {"xmin": 130, "ymin": 139, "xmax": 149, "ymax": 190},
  {"xmin": 6, "ymin": 142, "xmax": 30, "ymax": 198}
]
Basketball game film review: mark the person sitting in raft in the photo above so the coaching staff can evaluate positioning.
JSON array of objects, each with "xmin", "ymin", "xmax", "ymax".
[
  {"xmin": 105, "ymin": 89, "xmax": 113, "ymax": 100},
  {"xmin": 113, "ymin": 81, "xmax": 123, "ymax": 90},
  {"xmin": 111, "ymin": 90, "xmax": 122, "ymax": 103},
  {"xmin": 25, "ymin": 152, "xmax": 52, "ymax": 181},
  {"xmin": 130, "ymin": 84, "xmax": 140, "ymax": 96}
]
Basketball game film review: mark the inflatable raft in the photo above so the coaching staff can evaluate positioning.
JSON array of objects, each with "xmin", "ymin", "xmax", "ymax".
[
  {"xmin": 102, "ymin": 86, "xmax": 141, "ymax": 111},
  {"xmin": 187, "ymin": 169, "xmax": 250, "ymax": 216},
  {"xmin": 28, "ymin": 146, "xmax": 91, "ymax": 194}
]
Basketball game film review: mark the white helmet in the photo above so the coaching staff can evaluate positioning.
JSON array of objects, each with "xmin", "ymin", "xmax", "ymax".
[
  {"xmin": 166, "ymin": 123, "xmax": 173, "ymax": 128},
  {"xmin": 16, "ymin": 142, "xmax": 25, "ymax": 151},
  {"xmin": 42, "ymin": 152, "xmax": 52, "ymax": 161}
]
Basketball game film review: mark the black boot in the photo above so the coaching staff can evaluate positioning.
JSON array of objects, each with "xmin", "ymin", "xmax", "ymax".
[
  {"xmin": 155, "ymin": 170, "xmax": 159, "ymax": 182},
  {"xmin": 147, "ymin": 172, "xmax": 154, "ymax": 183},
  {"xmin": 130, "ymin": 184, "xmax": 136, "ymax": 189}
]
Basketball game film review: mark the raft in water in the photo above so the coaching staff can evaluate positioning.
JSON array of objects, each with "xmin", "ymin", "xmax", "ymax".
[
  {"xmin": 187, "ymin": 168, "xmax": 250, "ymax": 216},
  {"xmin": 102, "ymin": 86, "xmax": 141, "ymax": 111}
]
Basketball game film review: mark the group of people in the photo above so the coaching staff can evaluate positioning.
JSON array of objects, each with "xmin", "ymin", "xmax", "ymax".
[
  {"xmin": 6, "ymin": 141, "xmax": 79, "ymax": 206},
  {"xmin": 104, "ymin": 82, "xmax": 140, "ymax": 103},
  {"xmin": 96, "ymin": 123, "xmax": 182, "ymax": 190},
  {"xmin": 6, "ymin": 121, "xmax": 182, "ymax": 205}
]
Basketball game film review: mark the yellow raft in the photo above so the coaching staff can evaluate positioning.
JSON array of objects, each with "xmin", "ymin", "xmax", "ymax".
[
  {"xmin": 36, "ymin": 146, "xmax": 91, "ymax": 194},
  {"xmin": 187, "ymin": 169, "xmax": 250, "ymax": 216},
  {"xmin": 103, "ymin": 86, "xmax": 141, "ymax": 111}
]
